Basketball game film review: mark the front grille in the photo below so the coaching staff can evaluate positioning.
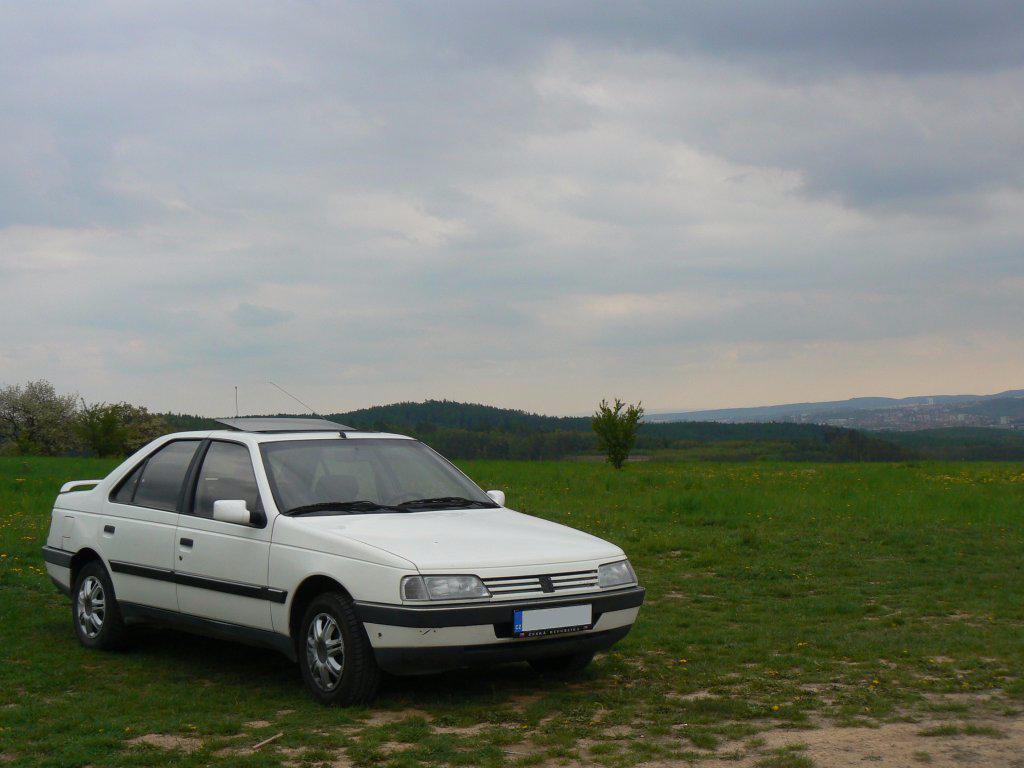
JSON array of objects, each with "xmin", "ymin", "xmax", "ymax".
[{"xmin": 482, "ymin": 569, "xmax": 599, "ymax": 598}]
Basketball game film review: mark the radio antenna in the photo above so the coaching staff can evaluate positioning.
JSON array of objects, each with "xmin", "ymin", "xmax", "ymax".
[
  {"xmin": 267, "ymin": 380, "xmax": 322, "ymax": 417},
  {"xmin": 234, "ymin": 386, "xmax": 239, "ymax": 417}
]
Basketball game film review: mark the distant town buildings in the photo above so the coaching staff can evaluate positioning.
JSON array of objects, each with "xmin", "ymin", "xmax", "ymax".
[
  {"xmin": 650, "ymin": 391, "xmax": 1024, "ymax": 432},
  {"xmin": 809, "ymin": 402, "xmax": 1023, "ymax": 431}
]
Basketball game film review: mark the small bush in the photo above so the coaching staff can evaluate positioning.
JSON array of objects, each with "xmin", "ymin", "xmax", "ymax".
[{"xmin": 592, "ymin": 398, "xmax": 643, "ymax": 469}]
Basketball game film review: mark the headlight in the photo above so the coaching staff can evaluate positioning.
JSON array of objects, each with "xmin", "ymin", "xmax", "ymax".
[
  {"xmin": 400, "ymin": 575, "xmax": 490, "ymax": 601},
  {"xmin": 598, "ymin": 560, "xmax": 637, "ymax": 588}
]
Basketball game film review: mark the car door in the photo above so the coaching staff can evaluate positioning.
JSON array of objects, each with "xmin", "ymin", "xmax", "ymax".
[
  {"xmin": 174, "ymin": 439, "xmax": 275, "ymax": 630},
  {"xmin": 104, "ymin": 439, "xmax": 203, "ymax": 612}
]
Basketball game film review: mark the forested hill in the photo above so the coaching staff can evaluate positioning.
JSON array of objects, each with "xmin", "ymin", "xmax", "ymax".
[
  {"xmin": 335, "ymin": 400, "xmax": 588, "ymax": 432},
  {"xmin": 879, "ymin": 427, "xmax": 1024, "ymax": 461},
  {"xmin": 161, "ymin": 399, "xmax": 911, "ymax": 462}
]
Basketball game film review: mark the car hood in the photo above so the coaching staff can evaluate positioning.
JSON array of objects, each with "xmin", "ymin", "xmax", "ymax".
[{"xmin": 290, "ymin": 508, "xmax": 622, "ymax": 570}]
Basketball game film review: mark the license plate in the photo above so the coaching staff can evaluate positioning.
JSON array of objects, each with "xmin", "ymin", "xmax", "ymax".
[{"xmin": 513, "ymin": 604, "xmax": 592, "ymax": 638}]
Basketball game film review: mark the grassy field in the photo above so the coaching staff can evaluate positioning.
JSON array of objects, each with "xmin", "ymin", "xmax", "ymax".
[{"xmin": 2, "ymin": 456, "xmax": 1024, "ymax": 767}]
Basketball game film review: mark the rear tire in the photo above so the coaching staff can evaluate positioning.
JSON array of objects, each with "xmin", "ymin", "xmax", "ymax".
[
  {"xmin": 298, "ymin": 592, "xmax": 381, "ymax": 706},
  {"xmin": 72, "ymin": 560, "xmax": 129, "ymax": 650},
  {"xmin": 529, "ymin": 650, "xmax": 594, "ymax": 676}
]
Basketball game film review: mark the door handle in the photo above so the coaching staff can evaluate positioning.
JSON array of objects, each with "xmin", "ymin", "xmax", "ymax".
[{"xmin": 179, "ymin": 537, "xmax": 194, "ymax": 548}]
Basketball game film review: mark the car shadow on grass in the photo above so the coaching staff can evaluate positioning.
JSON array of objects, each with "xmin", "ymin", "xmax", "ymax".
[
  {"xmin": 126, "ymin": 626, "xmax": 299, "ymax": 689},
  {"xmin": 382, "ymin": 665, "xmax": 563, "ymax": 708},
  {"xmin": 125, "ymin": 625, "xmax": 584, "ymax": 710}
]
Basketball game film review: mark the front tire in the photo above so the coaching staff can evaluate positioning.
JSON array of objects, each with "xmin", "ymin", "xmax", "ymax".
[
  {"xmin": 72, "ymin": 560, "xmax": 129, "ymax": 650},
  {"xmin": 529, "ymin": 650, "xmax": 594, "ymax": 676},
  {"xmin": 298, "ymin": 592, "xmax": 380, "ymax": 706}
]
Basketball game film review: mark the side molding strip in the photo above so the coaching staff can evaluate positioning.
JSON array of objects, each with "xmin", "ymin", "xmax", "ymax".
[{"xmin": 109, "ymin": 560, "xmax": 287, "ymax": 604}]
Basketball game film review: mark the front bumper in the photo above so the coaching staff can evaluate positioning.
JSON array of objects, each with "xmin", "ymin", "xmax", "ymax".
[
  {"xmin": 374, "ymin": 625, "xmax": 632, "ymax": 675},
  {"xmin": 354, "ymin": 584, "xmax": 645, "ymax": 628},
  {"xmin": 355, "ymin": 585, "xmax": 645, "ymax": 675}
]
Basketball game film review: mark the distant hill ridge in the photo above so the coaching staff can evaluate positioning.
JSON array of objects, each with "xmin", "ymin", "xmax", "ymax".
[
  {"xmin": 159, "ymin": 398, "xmax": 1024, "ymax": 460},
  {"xmin": 160, "ymin": 399, "xmax": 912, "ymax": 462},
  {"xmin": 648, "ymin": 388, "xmax": 1024, "ymax": 425}
]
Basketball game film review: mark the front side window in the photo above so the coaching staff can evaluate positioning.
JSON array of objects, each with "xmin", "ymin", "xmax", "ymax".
[
  {"xmin": 193, "ymin": 441, "xmax": 261, "ymax": 518},
  {"xmin": 261, "ymin": 438, "xmax": 495, "ymax": 515},
  {"xmin": 132, "ymin": 440, "xmax": 201, "ymax": 512}
]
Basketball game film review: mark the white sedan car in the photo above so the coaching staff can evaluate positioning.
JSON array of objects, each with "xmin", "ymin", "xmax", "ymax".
[{"xmin": 42, "ymin": 417, "xmax": 645, "ymax": 705}]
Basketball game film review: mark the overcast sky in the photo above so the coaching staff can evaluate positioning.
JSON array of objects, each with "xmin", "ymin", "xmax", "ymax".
[{"xmin": 2, "ymin": 1, "xmax": 1023, "ymax": 416}]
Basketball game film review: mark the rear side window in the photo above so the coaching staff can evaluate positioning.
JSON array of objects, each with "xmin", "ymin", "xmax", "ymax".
[
  {"xmin": 132, "ymin": 441, "xmax": 201, "ymax": 512},
  {"xmin": 111, "ymin": 463, "xmax": 145, "ymax": 504},
  {"xmin": 193, "ymin": 441, "xmax": 261, "ymax": 518}
]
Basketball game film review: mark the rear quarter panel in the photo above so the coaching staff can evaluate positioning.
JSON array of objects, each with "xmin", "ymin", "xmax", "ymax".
[{"xmin": 45, "ymin": 489, "xmax": 108, "ymax": 590}]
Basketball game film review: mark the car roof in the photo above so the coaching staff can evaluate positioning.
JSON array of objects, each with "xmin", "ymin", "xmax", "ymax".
[
  {"xmin": 156, "ymin": 429, "xmax": 412, "ymax": 444},
  {"xmin": 214, "ymin": 416, "xmax": 354, "ymax": 432}
]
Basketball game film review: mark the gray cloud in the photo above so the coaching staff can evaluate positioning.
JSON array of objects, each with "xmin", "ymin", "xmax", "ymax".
[
  {"xmin": 230, "ymin": 303, "xmax": 295, "ymax": 328},
  {"xmin": 402, "ymin": 0, "xmax": 1024, "ymax": 75},
  {"xmin": 1, "ymin": 2, "xmax": 1023, "ymax": 414}
]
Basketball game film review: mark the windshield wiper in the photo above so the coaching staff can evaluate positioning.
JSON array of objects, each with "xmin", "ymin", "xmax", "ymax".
[
  {"xmin": 285, "ymin": 500, "xmax": 405, "ymax": 516},
  {"xmin": 396, "ymin": 496, "xmax": 498, "ymax": 510}
]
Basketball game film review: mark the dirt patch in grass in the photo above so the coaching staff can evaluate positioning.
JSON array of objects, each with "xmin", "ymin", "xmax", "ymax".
[
  {"xmin": 378, "ymin": 741, "xmax": 417, "ymax": 755},
  {"xmin": 731, "ymin": 716, "xmax": 1024, "ymax": 767},
  {"xmin": 922, "ymin": 691, "xmax": 1002, "ymax": 705},
  {"xmin": 602, "ymin": 724, "xmax": 636, "ymax": 738},
  {"xmin": 508, "ymin": 707, "xmax": 1024, "ymax": 767},
  {"xmin": 432, "ymin": 723, "xmax": 491, "ymax": 735},
  {"xmin": 214, "ymin": 735, "xmax": 294, "ymax": 759},
  {"xmin": 503, "ymin": 740, "xmax": 542, "ymax": 761},
  {"xmin": 666, "ymin": 688, "xmax": 715, "ymax": 701},
  {"xmin": 359, "ymin": 708, "xmax": 432, "ymax": 726},
  {"xmin": 126, "ymin": 733, "xmax": 203, "ymax": 753}
]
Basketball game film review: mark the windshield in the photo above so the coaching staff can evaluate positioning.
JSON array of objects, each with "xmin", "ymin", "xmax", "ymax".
[{"xmin": 260, "ymin": 438, "xmax": 497, "ymax": 515}]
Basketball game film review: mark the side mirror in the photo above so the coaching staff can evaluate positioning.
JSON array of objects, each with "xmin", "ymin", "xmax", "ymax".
[
  {"xmin": 212, "ymin": 499, "xmax": 252, "ymax": 525},
  {"xmin": 486, "ymin": 489, "xmax": 505, "ymax": 506}
]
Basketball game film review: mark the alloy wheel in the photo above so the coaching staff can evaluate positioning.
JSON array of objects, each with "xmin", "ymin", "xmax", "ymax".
[
  {"xmin": 306, "ymin": 612, "xmax": 345, "ymax": 690},
  {"xmin": 77, "ymin": 575, "xmax": 106, "ymax": 638}
]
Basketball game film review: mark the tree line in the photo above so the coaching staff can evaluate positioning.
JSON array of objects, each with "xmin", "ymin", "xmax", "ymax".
[
  {"xmin": 0, "ymin": 382, "xmax": 948, "ymax": 462},
  {"xmin": 0, "ymin": 380, "xmax": 167, "ymax": 457},
  {"xmin": 160, "ymin": 398, "xmax": 911, "ymax": 462}
]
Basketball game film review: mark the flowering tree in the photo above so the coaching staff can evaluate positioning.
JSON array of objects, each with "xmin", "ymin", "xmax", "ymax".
[{"xmin": 0, "ymin": 380, "xmax": 79, "ymax": 455}]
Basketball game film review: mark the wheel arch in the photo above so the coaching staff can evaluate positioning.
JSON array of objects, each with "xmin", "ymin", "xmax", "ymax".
[
  {"xmin": 69, "ymin": 547, "xmax": 104, "ymax": 586},
  {"xmin": 288, "ymin": 574, "xmax": 353, "ymax": 648}
]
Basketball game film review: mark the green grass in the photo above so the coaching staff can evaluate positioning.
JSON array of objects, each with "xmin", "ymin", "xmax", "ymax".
[{"xmin": 2, "ymin": 457, "xmax": 1024, "ymax": 766}]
